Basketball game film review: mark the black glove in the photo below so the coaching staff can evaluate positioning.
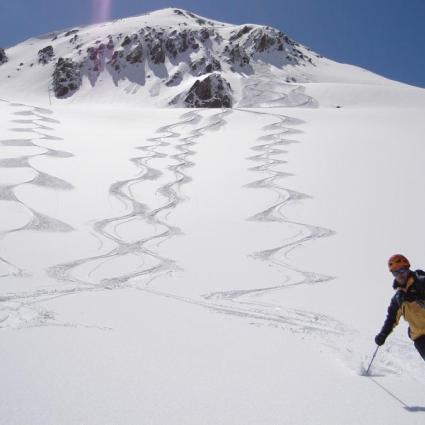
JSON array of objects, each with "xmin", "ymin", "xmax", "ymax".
[{"xmin": 375, "ymin": 332, "xmax": 387, "ymax": 346}]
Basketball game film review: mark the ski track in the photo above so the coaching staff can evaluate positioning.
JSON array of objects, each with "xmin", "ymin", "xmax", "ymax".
[
  {"xmin": 0, "ymin": 98, "xmax": 415, "ymax": 377},
  {"xmin": 0, "ymin": 99, "xmax": 366, "ymax": 373},
  {"xmin": 132, "ymin": 106, "xmax": 410, "ymax": 378},
  {"xmin": 0, "ymin": 98, "xmax": 79, "ymax": 328},
  {"xmin": 0, "ymin": 99, "xmax": 74, "ymax": 271},
  {"xmin": 0, "ymin": 104, "xmax": 233, "ymax": 329},
  {"xmin": 210, "ymin": 108, "xmax": 336, "ymax": 299},
  {"xmin": 46, "ymin": 108, "xmax": 233, "ymax": 292},
  {"xmin": 237, "ymin": 63, "xmax": 318, "ymax": 108},
  {"xmin": 198, "ymin": 108, "xmax": 336, "ymax": 309},
  {"xmin": 131, "ymin": 106, "xmax": 357, "ymax": 364}
]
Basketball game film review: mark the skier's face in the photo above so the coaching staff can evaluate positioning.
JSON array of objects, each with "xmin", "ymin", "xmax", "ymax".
[{"xmin": 392, "ymin": 268, "xmax": 410, "ymax": 286}]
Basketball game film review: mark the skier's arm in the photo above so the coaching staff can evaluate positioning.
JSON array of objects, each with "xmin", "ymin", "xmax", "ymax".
[{"xmin": 375, "ymin": 295, "xmax": 402, "ymax": 345}]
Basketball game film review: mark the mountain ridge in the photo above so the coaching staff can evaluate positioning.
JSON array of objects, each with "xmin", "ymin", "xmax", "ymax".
[{"xmin": 0, "ymin": 8, "xmax": 405, "ymax": 107}]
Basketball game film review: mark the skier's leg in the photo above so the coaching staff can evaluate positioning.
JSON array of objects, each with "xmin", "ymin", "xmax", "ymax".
[{"xmin": 413, "ymin": 335, "xmax": 425, "ymax": 361}]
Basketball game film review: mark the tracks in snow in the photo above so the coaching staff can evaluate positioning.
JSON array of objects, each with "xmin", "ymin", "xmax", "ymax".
[
  {"xmin": 0, "ymin": 99, "xmax": 74, "ymax": 265},
  {"xmin": 238, "ymin": 63, "xmax": 317, "ymax": 108},
  {"xmin": 134, "ymin": 106, "xmax": 352, "ymax": 347},
  {"xmin": 0, "ymin": 99, "xmax": 77, "ymax": 327},
  {"xmin": 47, "ymin": 108, "xmax": 232, "ymax": 290},
  {"xmin": 0, "ymin": 99, "xmax": 350, "ymax": 351},
  {"xmin": 201, "ymin": 108, "xmax": 335, "ymax": 299},
  {"xmin": 0, "ymin": 104, "xmax": 232, "ymax": 328}
]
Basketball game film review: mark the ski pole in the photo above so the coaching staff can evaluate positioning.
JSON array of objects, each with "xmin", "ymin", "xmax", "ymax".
[{"xmin": 364, "ymin": 346, "xmax": 379, "ymax": 376}]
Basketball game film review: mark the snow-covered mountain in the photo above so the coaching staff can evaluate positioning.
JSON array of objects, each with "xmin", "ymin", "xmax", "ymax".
[
  {"xmin": 2, "ymin": 8, "xmax": 425, "ymax": 425},
  {"xmin": 0, "ymin": 7, "xmax": 404, "ymax": 107}
]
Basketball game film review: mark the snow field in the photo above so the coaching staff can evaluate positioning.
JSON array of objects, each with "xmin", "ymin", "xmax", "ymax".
[{"xmin": 1, "ymin": 81, "xmax": 425, "ymax": 423}]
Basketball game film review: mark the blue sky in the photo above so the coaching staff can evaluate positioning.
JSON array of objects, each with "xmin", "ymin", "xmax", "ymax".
[{"xmin": 1, "ymin": 0, "xmax": 424, "ymax": 88}]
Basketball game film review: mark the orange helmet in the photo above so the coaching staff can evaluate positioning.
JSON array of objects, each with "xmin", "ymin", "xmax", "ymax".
[{"xmin": 388, "ymin": 254, "xmax": 410, "ymax": 272}]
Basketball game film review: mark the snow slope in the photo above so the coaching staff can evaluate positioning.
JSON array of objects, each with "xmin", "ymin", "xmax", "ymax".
[{"xmin": 1, "ymin": 8, "xmax": 425, "ymax": 425}]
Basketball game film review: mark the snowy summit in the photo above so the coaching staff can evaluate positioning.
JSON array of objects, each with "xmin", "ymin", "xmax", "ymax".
[{"xmin": 0, "ymin": 7, "xmax": 408, "ymax": 107}]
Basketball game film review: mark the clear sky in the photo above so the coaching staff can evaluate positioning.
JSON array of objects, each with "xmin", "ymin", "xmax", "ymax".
[{"xmin": 1, "ymin": 0, "xmax": 424, "ymax": 88}]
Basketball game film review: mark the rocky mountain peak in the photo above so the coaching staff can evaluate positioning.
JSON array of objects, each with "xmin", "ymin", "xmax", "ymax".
[{"xmin": 0, "ymin": 8, "xmax": 321, "ymax": 107}]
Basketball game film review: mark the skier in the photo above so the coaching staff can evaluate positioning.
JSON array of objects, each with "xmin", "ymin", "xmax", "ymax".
[{"xmin": 375, "ymin": 254, "xmax": 425, "ymax": 361}]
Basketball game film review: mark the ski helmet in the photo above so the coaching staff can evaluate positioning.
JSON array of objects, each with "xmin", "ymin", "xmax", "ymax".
[{"xmin": 388, "ymin": 254, "xmax": 410, "ymax": 272}]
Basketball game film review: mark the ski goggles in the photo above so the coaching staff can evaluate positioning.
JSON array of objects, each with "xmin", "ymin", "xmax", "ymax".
[{"xmin": 392, "ymin": 267, "xmax": 409, "ymax": 276}]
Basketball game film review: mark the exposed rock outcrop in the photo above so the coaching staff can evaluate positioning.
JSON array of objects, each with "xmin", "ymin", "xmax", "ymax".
[
  {"xmin": 64, "ymin": 29, "xmax": 79, "ymax": 37},
  {"xmin": 38, "ymin": 46, "xmax": 54, "ymax": 65},
  {"xmin": 0, "ymin": 48, "xmax": 8, "ymax": 65},
  {"xmin": 149, "ymin": 40, "xmax": 165, "ymax": 64},
  {"xmin": 171, "ymin": 73, "xmax": 232, "ymax": 108},
  {"xmin": 121, "ymin": 35, "xmax": 132, "ymax": 47},
  {"xmin": 106, "ymin": 36, "xmax": 114, "ymax": 50},
  {"xmin": 108, "ymin": 50, "xmax": 124, "ymax": 71},
  {"xmin": 86, "ymin": 45, "xmax": 104, "ymax": 72},
  {"xmin": 165, "ymin": 71, "xmax": 183, "ymax": 87},
  {"xmin": 52, "ymin": 58, "xmax": 82, "ymax": 98},
  {"xmin": 190, "ymin": 56, "xmax": 221, "ymax": 76},
  {"xmin": 229, "ymin": 25, "xmax": 253, "ymax": 42},
  {"xmin": 226, "ymin": 25, "xmax": 311, "ymax": 66},
  {"xmin": 126, "ymin": 43, "xmax": 144, "ymax": 64},
  {"xmin": 226, "ymin": 45, "xmax": 250, "ymax": 67},
  {"xmin": 165, "ymin": 29, "xmax": 200, "ymax": 58}
]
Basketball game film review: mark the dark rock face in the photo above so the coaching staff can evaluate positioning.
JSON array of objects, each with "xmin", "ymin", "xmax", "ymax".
[
  {"xmin": 87, "ymin": 46, "xmax": 99, "ymax": 61},
  {"xmin": 191, "ymin": 56, "xmax": 221, "ymax": 76},
  {"xmin": 126, "ymin": 43, "xmax": 144, "ymax": 64},
  {"xmin": 69, "ymin": 34, "xmax": 79, "ymax": 45},
  {"xmin": 173, "ymin": 73, "xmax": 232, "ymax": 108},
  {"xmin": 0, "ymin": 48, "xmax": 8, "ymax": 65},
  {"xmin": 106, "ymin": 37, "xmax": 114, "ymax": 50},
  {"xmin": 38, "ymin": 46, "xmax": 54, "ymax": 65},
  {"xmin": 52, "ymin": 58, "xmax": 82, "ymax": 98},
  {"xmin": 253, "ymin": 31, "xmax": 280, "ymax": 52},
  {"xmin": 65, "ymin": 29, "xmax": 79, "ymax": 37},
  {"xmin": 164, "ymin": 29, "xmax": 200, "ymax": 58},
  {"xmin": 108, "ymin": 50, "xmax": 124, "ymax": 71},
  {"xmin": 121, "ymin": 35, "xmax": 132, "ymax": 47},
  {"xmin": 205, "ymin": 58, "xmax": 221, "ymax": 73},
  {"xmin": 225, "ymin": 25, "xmax": 311, "ymax": 66},
  {"xmin": 226, "ymin": 45, "xmax": 250, "ymax": 67},
  {"xmin": 149, "ymin": 40, "xmax": 165, "ymax": 64},
  {"xmin": 200, "ymin": 28, "xmax": 210, "ymax": 40},
  {"xmin": 165, "ymin": 32, "xmax": 190, "ymax": 58},
  {"xmin": 86, "ymin": 45, "xmax": 104, "ymax": 72},
  {"xmin": 229, "ymin": 25, "xmax": 253, "ymax": 42},
  {"xmin": 165, "ymin": 71, "xmax": 183, "ymax": 87}
]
